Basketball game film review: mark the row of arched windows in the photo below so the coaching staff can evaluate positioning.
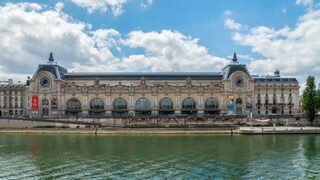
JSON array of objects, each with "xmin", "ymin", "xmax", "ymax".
[{"xmin": 65, "ymin": 97, "xmax": 219, "ymax": 116}]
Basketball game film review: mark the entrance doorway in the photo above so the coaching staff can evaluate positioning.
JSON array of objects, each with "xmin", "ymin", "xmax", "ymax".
[
  {"xmin": 235, "ymin": 98, "xmax": 243, "ymax": 115},
  {"xmin": 236, "ymin": 107, "xmax": 242, "ymax": 115},
  {"xmin": 42, "ymin": 108, "xmax": 49, "ymax": 116}
]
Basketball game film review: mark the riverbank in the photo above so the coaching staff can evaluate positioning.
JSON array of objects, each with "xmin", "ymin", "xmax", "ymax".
[{"xmin": 1, "ymin": 126, "xmax": 320, "ymax": 135}]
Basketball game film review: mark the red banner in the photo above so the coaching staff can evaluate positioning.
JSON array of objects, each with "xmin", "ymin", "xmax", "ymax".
[{"xmin": 32, "ymin": 96, "xmax": 38, "ymax": 110}]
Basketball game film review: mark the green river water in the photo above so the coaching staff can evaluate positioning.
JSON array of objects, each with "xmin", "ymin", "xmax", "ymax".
[{"xmin": 0, "ymin": 134, "xmax": 320, "ymax": 179}]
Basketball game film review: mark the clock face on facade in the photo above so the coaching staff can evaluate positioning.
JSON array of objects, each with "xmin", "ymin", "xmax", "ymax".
[
  {"xmin": 40, "ymin": 77, "xmax": 50, "ymax": 87},
  {"xmin": 235, "ymin": 77, "xmax": 244, "ymax": 87}
]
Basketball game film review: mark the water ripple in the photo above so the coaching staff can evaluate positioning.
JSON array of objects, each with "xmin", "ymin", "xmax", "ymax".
[{"xmin": 0, "ymin": 135, "xmax": 320, "ymax": 179}]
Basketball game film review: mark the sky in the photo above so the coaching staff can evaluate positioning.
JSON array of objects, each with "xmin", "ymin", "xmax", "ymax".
[{"xmin": 0, "ymin": 0, "xmax": 319, "ymax": 90}]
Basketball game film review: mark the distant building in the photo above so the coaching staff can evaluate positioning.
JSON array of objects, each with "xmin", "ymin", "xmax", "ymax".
[
  {"xmin": 0, "ymin": 79, "xmax": 26, "ymax": 117},
  {"xmin": 0, "ymin": 52, "xmax": 300, "ymax": 118}
]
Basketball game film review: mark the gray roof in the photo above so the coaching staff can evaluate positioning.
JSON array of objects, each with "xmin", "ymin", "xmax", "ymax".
[
  {"xmin": 64, "ymin": 72, "xmax": 223, "ymax": 81},
  {"xmin": 32, "ymin": 64, "xmax": 68, "ymax": 79},
  {"xmin": 254, "ymin": 77, "xmax": 298, "ymax": 83},
  {"xmin": 222, "ymin": 64, "xmax": 251, "ymax": 79}
]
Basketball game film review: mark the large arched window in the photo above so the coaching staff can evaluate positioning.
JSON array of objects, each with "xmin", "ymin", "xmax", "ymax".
[
  {"xmin": 135, "ymin": 98, "xmax": 151, "ymax": 115},
  {"xmin": 205, "ymin": 98, "xmax": 218, "ymax": 109},
  {"xmin": 90, "ymin": 98, "xmax": 104, "ymax": 110},
  {"xmin": 41, "ymin": 98, "xmax": 49, "ymax": 116},
  {"xmin": 113, "ymin": 98, "xmax": 127, "ymax": 110},
  {"xmin": 159, "ymin": 97, "xmax": 174, "ymax": 115},
  {"xmin": 89, "ymin": 98, "xmax": 104, "ymax": 116},
  {"xmin": 159, "ymin": 97, "xmax": 173, "ymax": 110},
  {"xmin": 205, "ymin": 97, "xmax": 219, "ymax": 115},
  {"xmin": 42, "ymin": 98, "xmax": 49, "ymax": 106},
  {"xmin": 182, "ymin": 97, "xmax": 196, "ymax": 110},
  {"xmin": 113, "ymin": 98, "xmax": 128, "ymax": 116},
  {"xmin": 66, "ymin": 98, "xmax": 81, "ymax": 115},
  {"xmin": 181, "ymin": 97, "xmax": 197, "ymax": 115}
]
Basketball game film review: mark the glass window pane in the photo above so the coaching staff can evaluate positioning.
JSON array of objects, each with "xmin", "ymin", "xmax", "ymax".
[
  {"xmin": 136, "ymin": 98, "xmax": 151, "ymax": 110},
  {"xmin": 90, "ymin": 98, "xmax": 104, "ymax": 110},
  {"xmin": 114, "ymin": 98, "xmax": 127, "ymax": 110},
  {"xmin": 182, "ymin": 97, "xmax": 196, "ymax": 109},
  {"xmin": 67, "ymin": 98, "xmax": 81, "ymax": 110},
  {"xmin": 205, "ymin": 98, "xmax": 218, "ymax": 109},
  {"xmin": 159, "ymin": 97, "xmax": 173, "ymax": 110}
]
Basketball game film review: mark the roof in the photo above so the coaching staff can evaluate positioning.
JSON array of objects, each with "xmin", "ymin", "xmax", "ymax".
[
  {"xmin": 32, "ymin": 64, "xmax": 68, "ymax": 79},
  {"xmin": 222, "ymin": 64, "xmax": 251, "ymax": 79},
  {"xmin": 64, "ymin": 72, "xmax": 223, "ymax": 81},
  {"xmin": 254, "ymin": 77, "xmax": 298, "ymax": 83}
]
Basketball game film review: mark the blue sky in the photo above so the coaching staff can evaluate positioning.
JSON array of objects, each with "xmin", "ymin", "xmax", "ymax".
[
  {"xmin": 0, "ymin": 0, "xmax": 319, "ymax": 87},
  {"xmin": 5, "ymin": 0, "xmax": 304, "ymax": 57}
]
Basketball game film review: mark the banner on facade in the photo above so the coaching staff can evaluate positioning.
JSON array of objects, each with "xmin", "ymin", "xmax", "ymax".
[
  {"xmin": 32, "ymin": 95, "xmax": 38, "ymax": 110},
  {"xmin": 227, "ymin": 95, "xmax": 234, "ymax": 109},
  {"xmin": 51, "ymin": 96, "xmax": 57, "ymax": 110}
]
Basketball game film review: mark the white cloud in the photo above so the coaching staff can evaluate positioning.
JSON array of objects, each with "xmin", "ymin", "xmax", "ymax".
[
  {"xmin": 55, "ymin": 1, "xmax": 64, "ymax": 12},
  {"xmin": 71, "ymin": 0, "xmax": 128, "ymax": 16},
  {"xmin": 140, "ymin": 0, "xmax": 154, "ymax": 9},
  {"xmin": 0, "ymin": 2, "xmax": 229, "ymax": 82},
  {"xmin": 74, "ymin": 30, "xmax": 229, "ymax": 72},
  {"xmin": 0, "ymin": 2, "xmax": 119, "ymax": 81},
  {"xmin": 121, "ymin": 30, "xmax": 228, "ymax": 72},
  {"xmin": 232, "ymin": 7, "xmax": 320, "ymax": 85},
  {"xmin": 224, "ymin": 18, "xmax": 242, "ymax": 30},
  {"xmin": 296, "ymin": 0, "xmax": 313, "ymax": 7}
]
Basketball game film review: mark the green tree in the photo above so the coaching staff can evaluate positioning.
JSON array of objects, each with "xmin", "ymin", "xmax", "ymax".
[{"xmin": 302, "ymin": 76, "xmax": 317, "ymax": 123}]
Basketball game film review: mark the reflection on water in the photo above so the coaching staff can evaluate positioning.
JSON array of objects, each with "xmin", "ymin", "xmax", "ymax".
[{"xmin": 0, "ymin": 134, "xmax": 320, "ymax": 179}]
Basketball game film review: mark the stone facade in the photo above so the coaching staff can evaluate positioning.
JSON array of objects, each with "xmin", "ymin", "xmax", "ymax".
[
  {"xmin": 0, "ymin": 79, "xmax": 26, "ymax": 117},
  {"xmin": 21, "ymin": 53, "xmax": 300, "ymax": 118}
]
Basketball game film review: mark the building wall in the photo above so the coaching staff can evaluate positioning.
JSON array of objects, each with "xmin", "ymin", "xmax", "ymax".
[
  {"xmin": 21, "ymin": 61, "xmax": 300, "ymax": 118},
  {"xmin": 0, "ymin": 83, "xmax": 26, "ymax": 117}
]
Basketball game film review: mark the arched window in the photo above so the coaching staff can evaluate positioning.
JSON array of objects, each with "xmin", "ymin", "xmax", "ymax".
[
  {"xmin": 159, "ymin": 97, "xmax": 174, "ymax": 115},
  {"xmin": 90, "ymin": 98, "xmax": 104, "ymax": 110},
  {"xmin": 236, "ymin": 98, "xmax": 243, "ymax": 105},
  {"xmin": 51, "ymin": 96, "xmax": 57, "ymax": 110},
  {"xmin": 113, "ymin": 98, "xmax": 127, "ymax": 110},
  {"xmin": 181, "ymin": 97, "xmax": 197, "ymax": 115},
  {"xmin": 136, "ymin": 98, "xmax": 151, "ymax": 110},
  {"xmin": 205, "ymin": 97, "xmax": 219, "ymax": 115},
  {"xmin": 159, "ymin": 97, "xmax": 173, "ymax": 110},
  {"xmin": 41, "ymin": 98, "xmax": 49, "ymax": 116},
  {"xmin": 235, "ymin": 98, "xmax": 243, "ymax": 115},
  {"xmin": 205, "ymin": 98, "xmax": 218, "ymax": 109},
  {"xmin": 113, "ymin": 98, "xmax": 128, "ymax": 116},
  {"xmin": 42, "ymin": 98, "xmax": 49, "ymax": 106},
  {"xmin": 135, "ymin": 98, "xmax": 151, "ymax": 115},
  {"xmin": 67, "ymin": 98, "xmax": 81, "ymax": 110},
  {"xmin": 182, "ymin": 97, "xmax": 196, "ymax": 110},
  {"xmin": 89, "ymin": 98, "xmax": 104, "ymax": 116},
  {"xmin": 66, "ymin": 98, "xmax": 81, "ymax": 116}
]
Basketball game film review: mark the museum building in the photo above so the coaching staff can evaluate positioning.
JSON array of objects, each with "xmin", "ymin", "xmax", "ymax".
[{"xmin": 22, "ymin": 53, "xmax": 299, "ymax": 117}]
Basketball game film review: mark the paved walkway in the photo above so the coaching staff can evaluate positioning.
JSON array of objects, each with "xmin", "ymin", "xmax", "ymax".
[
  {"xmin": 1, "ymin": 126, "xmax": 320, "ymax": 135},
  {"xmin": 239, "ymin": 126, "xmax": 320, "ymax": 134}
]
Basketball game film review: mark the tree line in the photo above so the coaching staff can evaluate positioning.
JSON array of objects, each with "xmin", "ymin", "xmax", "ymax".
[{"xmin": 302, "ymin": 76, "xmax": 320, "ymax": 124}]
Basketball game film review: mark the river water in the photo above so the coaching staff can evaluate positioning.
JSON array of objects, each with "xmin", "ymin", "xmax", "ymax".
[{"xmin": 0, "ymin": 134, "xmax": 320, "ymax": 179}]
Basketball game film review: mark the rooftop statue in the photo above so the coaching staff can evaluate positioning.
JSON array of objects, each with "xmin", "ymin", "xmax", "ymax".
[
  {"xmin": 232, "ymin": 52, "xmax": 237, "ymax": 63},
  {"xmin": 48, "ymin": 52, "xmax": 54, "ymax": 62}
]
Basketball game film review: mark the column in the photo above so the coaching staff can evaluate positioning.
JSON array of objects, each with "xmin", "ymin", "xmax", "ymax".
[
  {"xmin": 174, "ymin": 95, "xmax": 181, "ymax": 114},
  {"xmin": 106, "ymin": 95, "xmax": 111, "ymax": 115}
]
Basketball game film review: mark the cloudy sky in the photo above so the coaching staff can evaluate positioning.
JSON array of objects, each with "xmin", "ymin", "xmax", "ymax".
[{"xmin": 0, "ymin": 0, "xmax": 319, "ymax": 89}]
